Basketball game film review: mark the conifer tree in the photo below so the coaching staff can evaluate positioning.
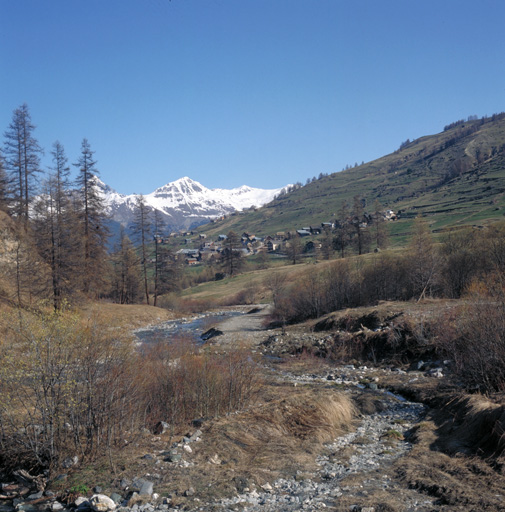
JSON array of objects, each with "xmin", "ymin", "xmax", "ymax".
[
  {"xmin": 33, "ymin": 142, "xmax": 78, "ymax": 309},
  {"xmin": 0, "ymin": 149, "xmax": 8, "ymax": 212},
  {"xmin": 131, "ymin": 194, "xmax": 151, "ymax": 304},
  {"xmin": 73, "ymin": 139, "xmax": 109, "ymax": 296},
  {"xmin": 110, "ymin": 227, "xmax": 141, "ymax": 304},
  {"xmin": 3, "ymin": 104, "xmax": 43, "ymax": 229},
  {"xmin": 221, "ymin": 231, "xmax": 243, "ymax": 275},
  {"xmin": 372, "ymin": 199, "xmax": 390, "ymax": 250},
  {"xmin": 335, "ymin": 201, "xmax": 352, "ymax": 258},
  {"xmin": 152, "ymin": 209, "xmax": 165, "ymax": 306}
]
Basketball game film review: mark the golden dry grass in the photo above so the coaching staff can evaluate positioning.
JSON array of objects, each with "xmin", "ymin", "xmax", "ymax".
[
  {"xmin": 197, "ymin": 385, "xmax": 357, "ymax": 483},
  {"xmin": 79, "ymin": 302, "xmax": 178, "ymax": 329}
]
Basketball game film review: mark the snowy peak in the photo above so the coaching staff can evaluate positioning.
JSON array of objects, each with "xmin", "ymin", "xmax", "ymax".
[{"xmin": 101, "ymin": 176, "xmax": 285, "ymax": 231}]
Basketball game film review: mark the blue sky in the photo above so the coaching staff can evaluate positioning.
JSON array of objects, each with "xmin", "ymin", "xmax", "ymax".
[{"xmin": 1, "ymin": 0, "xmax": 504, "ymax": 195}]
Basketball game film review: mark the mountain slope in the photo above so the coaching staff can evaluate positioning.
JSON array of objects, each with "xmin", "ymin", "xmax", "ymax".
[
  {"xmin": 100, "ymin": 177, "xmax": 285, "ymax": 231},
  {"xmin": 196, "ymin": 113, "xmax": 505, "ymax": 240}
]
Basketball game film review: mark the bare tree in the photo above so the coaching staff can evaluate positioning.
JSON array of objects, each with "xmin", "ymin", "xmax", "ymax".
[
  {"xmin": 221, "ymin": 231, "xmax": 243, "ymax": 276},
  {"xmin": 110, "ymin": 227, "xmax": 141, "ymax": 304},
  {"xmin": 73, "ymin": 139, "xmax": 109, "ymax": 296},
  {"xmin": 3, "ymin": 104, "xmax": 43, "ymax": 229},
  {"xmin": 372, "ymin": 199, "xmax": 389, "ymax": 250},
  {"xmin": 335, "ymin": 201, "xmax": 352, "ymax": 258},
  {"xmin": 286, "ymin": 232, "xmax": 302, "ymax": 264},
  {"xmin": 408, "ymin": 217, "xmax": 439, "ymax": 300},
  {"xmin": 0, "ymin": 149, "xmax": 8, "ymax": 212},
  {"xmin": 33, "ymin": 142, "xmax": 79, "ymax": 309},
  {"xmin": 131, "ymin": 195, "xmax": 151, "ymax": 304}
]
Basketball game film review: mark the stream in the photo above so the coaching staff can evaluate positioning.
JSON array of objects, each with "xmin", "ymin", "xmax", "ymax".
[{"xmin": 133, "ymin": 310, "xmax": 243, "ymax": 345}]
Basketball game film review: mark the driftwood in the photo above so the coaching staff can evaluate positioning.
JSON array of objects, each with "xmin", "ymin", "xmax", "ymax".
[{"xmin": 13, "ymin": 469, "xmax": 47, "ymax": 491}]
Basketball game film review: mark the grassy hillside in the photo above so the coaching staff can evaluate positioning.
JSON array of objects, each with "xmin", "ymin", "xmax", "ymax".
[{"xmin": 196, "ymin": 114, "xmax": 505, "ymax": 241}]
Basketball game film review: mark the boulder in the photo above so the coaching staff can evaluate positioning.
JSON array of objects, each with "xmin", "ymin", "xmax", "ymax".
[
  {"xmin": 89, "ymin": 494, "xmax": 116, "ymax": 512},
  {"xmin": 200, "ymin": 327, "xmax": 223, "ymax": 341}
]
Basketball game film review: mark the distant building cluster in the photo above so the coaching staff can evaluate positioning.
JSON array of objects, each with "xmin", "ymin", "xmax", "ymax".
[{"xmin": 162, "ymin": 208, "xmax": 397, "ymax": 265}]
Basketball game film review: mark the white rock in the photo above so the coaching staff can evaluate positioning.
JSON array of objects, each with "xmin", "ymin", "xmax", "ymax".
[
  {"xmin": 74, "ymin": 497, "xmax": 89, "ymax": 508},
  {"xmin": 89, "ymin": 494, "xmax": 117, "ymax": 511}
]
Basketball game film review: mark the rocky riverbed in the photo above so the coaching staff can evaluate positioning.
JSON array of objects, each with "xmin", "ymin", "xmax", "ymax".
[{"xmin": 2, "ymin": 305, "xmax": 504, "ymax": 512}]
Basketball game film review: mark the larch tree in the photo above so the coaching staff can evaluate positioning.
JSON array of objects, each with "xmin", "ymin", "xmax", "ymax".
[
  {"xmin": 152, "ymin": 209, "xmax": 165, "ymax": 306},
  {"xmin": 372, "ymin": 199, "xmax": 389, "ymax": 250},
  {"xmin": 110, "ymin": 227, "xmax": 141, "ymax": 304},
  {"xmin": 131, "ymin": 194, "xmax": 151, "ymax": 304},
  {"xmin": 221, "ymin": 231, "xmax": 243, "ymax": 276},
  {"xmin": 73, "ymin": 139, "xmax": 109, "ymax": 296},
  {"xmin": 3, "ymin": 104, "xmax": 43, "ymax": 229},
  {"xmin": 0, "ymin": 149, "xmax": 8, "ymax": 212},
  {"xmin": 33, "ymin": 142, "xmax": 78, "ymax": 309},
  {"xmin": 335, "ymin": 201, "xmax": 352, "ymax": 258},
  {"xmin": 286, "ymin": 232, "xmax": 302, "ymax": 265},
  {"xmin": 351, "ymin": 195, "xmax": 370, "ymax": 255}
]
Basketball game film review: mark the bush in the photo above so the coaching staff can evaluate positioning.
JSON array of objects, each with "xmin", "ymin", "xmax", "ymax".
[
  {"xmin": 436, "ymin": 275, "xmax": 505, "ymax": 392},
  {"xmin": 0, "ymin": 307, "xmax": 141, "ymax": 472},
  {"xmin": 139, "ymin": 339, "xmax": 260, "ymax": 429}
]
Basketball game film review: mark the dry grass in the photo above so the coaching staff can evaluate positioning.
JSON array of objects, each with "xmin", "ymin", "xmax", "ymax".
[
  {"xmin": 79, "ymin": 302, "xmax": 177, "ymax": 329},
  {"xmin": 432, "ymin": 394, "xmax": 505, "ymax": 458},
  {"xmin": 48, "ymin": 382, "xmax": 357, "ymax": 505},
  {"xmin": 198, "ymin": 386, "xmax": 356, "ymax": 483}
]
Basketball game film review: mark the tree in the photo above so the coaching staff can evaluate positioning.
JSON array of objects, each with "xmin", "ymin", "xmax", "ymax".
[
  {"xmin": 33, "ymin": 142, "xmax": 79, "ymax": 309},
  {"xmin": 372, "ymin": 199, "xmax": 389, "ymax": 250},
  {"xmin": 351, "ymin": 195, "xmax": 370, "ymax": 255},
  {"xmin": 110, "ymin": 227, "xmax": 141, "ymax": 304},
  {"xmin": 334, "ymin": 201, "xmax": 352, "ymax": 258},
  {"xmin": 0, "ymin": 149, "xmax": 8, "ymax": 212},
  {"xmin": 408, "ymin": 217, "xmax": 439, "ymax": 300},
  {"xmin": 73, "ymin": 139, "xmax": 109, "ymax": 296},
  {"xmin": 152, "ymin": 209, "xmax": 166, "ymax": 306},
  {"xmin": 319, "ymin": 226, "xmax": 334, "ymax": 260},
  {"xmin": 221, "ymin": 231, "xmax": 243, "ymax": 276},
  {"xmin": 3, "ymin": 104, "xmax": 43, "ymax": 229},
  {"xmin": 131, "ymin": 195, "xmax": 151, "ymax": 304},
  {"xmin": 286, "ymin": 232, "xmax": 303, "ymax": 265}
]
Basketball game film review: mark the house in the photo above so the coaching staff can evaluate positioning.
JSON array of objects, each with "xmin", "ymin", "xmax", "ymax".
[
  {"xmin": 321, "ymin": 222, "xmax": 334, "ymax": 230},
  {"xmin": 267, "ymin": 240, "xmax": 279, "ymax": 252},
  {"xmin": 218, "ymin": 234, "xmax": 227, "ymax": 241},
  {"xmin": 296, "ymin": 229, "xmax": 311, "ymax": 237},
  {"xmin": 310, "ymin": 226, "xmax": 322, "ymax": 235},
  {"xmin": 199, "ymin": 233, "xmax": 207, "ymax": 239}
]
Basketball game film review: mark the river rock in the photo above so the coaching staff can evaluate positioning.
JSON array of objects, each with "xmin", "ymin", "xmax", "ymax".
[
  {"xmin": 139, "ymin": 481, "xmax": 154, "ymax": 496},
  {"xmin": 152, "ymin": 421, "xmax": 170, "ymax": 435},
  {"xmin": 201, "ymin": 327, "xmax": 223, "ymax": 341},
  {"xmin": 89, "ymin": 494, "xmax": 116, "ymax": 512},
  {"xmin": 61, "ymin": 456, "xmax": 79, "ymax": 468}
]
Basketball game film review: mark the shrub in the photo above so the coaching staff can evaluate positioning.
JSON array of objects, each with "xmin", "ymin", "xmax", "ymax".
[
  {"xmin": 139, "ymin": 339, "xmax": 261, "ymax": 429},
  {"xmin": 0, "ymin": 307, "xmax": 141, "ymax": 472},
  {"xmin": 435, "ymin": 275, "xmax": 505, "ymax": 392}
]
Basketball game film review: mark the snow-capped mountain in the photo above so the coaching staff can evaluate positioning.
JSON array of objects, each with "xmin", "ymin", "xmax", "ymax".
[{"xmin": 98, "ymin": 176, "xmax": 285, "ymax": 232}]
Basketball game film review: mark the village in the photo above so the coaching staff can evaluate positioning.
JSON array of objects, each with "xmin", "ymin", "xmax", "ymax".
[{"xmin": 161, "ymin": 209, "xmax": 398, "ymax": 266}]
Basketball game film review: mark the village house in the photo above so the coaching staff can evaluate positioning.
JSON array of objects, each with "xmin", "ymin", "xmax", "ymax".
[{"xmin": 267, "ymin": 240, "xmax": 280, "ymax": 252}]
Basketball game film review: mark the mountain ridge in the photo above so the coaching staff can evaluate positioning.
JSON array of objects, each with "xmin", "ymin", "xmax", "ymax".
[
  {"xmin": 99, "ymin": 176, "xmax": 287, "ymax": 232},
  {"xmin": 194, "ymin": 113, "xmax": 505, "ymax": 240}
]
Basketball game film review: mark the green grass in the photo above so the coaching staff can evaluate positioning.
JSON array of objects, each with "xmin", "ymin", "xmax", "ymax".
[{"xmin": 193, "ymin": 115, "xmax": 505, "ymax": 241}]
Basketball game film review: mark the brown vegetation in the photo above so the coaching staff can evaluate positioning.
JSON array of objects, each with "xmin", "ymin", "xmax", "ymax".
[{"xmin": 0, "ymin": 307, "xmax": 260, "ymax": 476}]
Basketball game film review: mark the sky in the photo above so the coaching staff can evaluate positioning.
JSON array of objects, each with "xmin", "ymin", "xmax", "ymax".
[{"xmin": 1, "ymin": 0, "xmax": 504, "ymax": 195}]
